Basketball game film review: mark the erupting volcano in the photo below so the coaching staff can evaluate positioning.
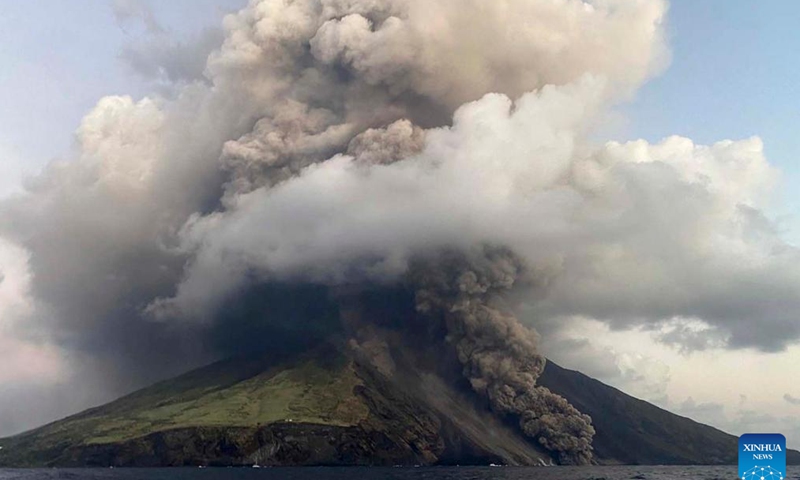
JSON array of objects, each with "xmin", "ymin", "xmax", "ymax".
[{"xmin": 4, "ymin": 0, "xmax": 800, "ymax": 468}]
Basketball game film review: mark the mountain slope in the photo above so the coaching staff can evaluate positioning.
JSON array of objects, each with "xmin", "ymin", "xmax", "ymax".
[
  {"xmin": 2, "ymin": 346, "xmax": 794, "ymax": 467},
  {"xmin": 538, "ymin": 361, "xmax": 800, "ymax": 465},
  {"xmin": 0, "ymin": 346, "xmax": 550, "ymax": 467}
]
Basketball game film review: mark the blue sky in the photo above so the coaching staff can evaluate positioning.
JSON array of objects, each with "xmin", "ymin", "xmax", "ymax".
[
  {"xmin": 622, "ymin": 1, "xmax": 800, "ymax": 235},
  {"xmin": 2, "ymin": 0, "xmax": 799, "ymax": 201},
  {"xmin": 0, "ymin": 0, "xmax": 244, "ymax": 194}
]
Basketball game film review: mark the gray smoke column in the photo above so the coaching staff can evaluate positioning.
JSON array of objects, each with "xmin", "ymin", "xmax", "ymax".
[
  {"xmin": 410, "ymin": 247, "xmax": 594, "ymax": 464},
  {"xmin": 5, "ymin": 0, "xmax": 800, "ymax": 449}
]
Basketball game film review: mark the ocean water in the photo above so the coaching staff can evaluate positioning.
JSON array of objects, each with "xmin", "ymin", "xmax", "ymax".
[{"xmin": 0, "ymin": 466, "xmax": 795, "ymax": 480}]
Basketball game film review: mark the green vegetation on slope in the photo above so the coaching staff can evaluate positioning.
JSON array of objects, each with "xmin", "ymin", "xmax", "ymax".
[
  {"xmin": 5, "ymin": 349, "xmax": 789, "ymax": 467},
  {"xmin": 86, "ymin": 361, "xmax": 368, "ymax": 444},
  {"xmin": 0, "ymin": 350, "xmax": 369, "ymax": 459},
  {"xmin": 0, "ymin": 345, "xmax": 551, "ymax": 468}
]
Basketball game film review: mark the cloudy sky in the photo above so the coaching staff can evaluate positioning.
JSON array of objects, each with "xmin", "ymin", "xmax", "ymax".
[{"xmin": 1, "ymin": 0, "xmax": 800, "ymax": 449}]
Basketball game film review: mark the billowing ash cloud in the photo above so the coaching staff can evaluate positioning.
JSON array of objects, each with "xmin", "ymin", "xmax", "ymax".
[
  {"xmin": 1, "ymin": 0, "xmax": 799, "ymax": 457},
  {"xmin": 410, "ymin": 247, "xmax": 594, "ymax": 464}
]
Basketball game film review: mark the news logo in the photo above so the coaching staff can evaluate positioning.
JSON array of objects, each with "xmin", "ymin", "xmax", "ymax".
[{"xmin": 739, "ymin": 433, "xmax": 786, "ymax": 480}]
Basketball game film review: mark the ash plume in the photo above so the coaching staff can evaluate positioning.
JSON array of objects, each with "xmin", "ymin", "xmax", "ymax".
[
  {"xmin": 2, "ymin": 0, "xmax": 799, "ymax": 457},
  {"xmin": 410, "ymin": 248, "xmax": 594, "ymax": 464}
]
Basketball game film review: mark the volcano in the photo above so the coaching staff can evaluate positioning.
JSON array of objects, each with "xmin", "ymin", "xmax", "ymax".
[{"xmin": 2, "ymin": 339, "xmax": 794, "ymax": 468}]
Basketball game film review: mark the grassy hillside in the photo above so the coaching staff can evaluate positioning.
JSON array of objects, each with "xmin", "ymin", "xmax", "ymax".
[
  {"xmin": 82, "ymin": 359, "xmax": 367, "ymax": 445},
  {"xmin": 0, "ymin": 350, "xmax": 372, "ymax": 464},
  {"xmin": 2, "ymin": 345, "xmax": 782, "ymax": 467},
  {"xmin": 0, "ymin": 346, "xmax": 549, "ymax": 467}
]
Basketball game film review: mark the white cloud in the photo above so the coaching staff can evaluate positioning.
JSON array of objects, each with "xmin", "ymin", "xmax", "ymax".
[
  {"xmin": 537, "ymin": 316, "xmax": 672, "ymax": 405},
  {"xmin": 0, "ymin": 238, "xmax": 32, "ymax": 321},
  {"xmin": 0, "ymin": 238, "xmax": 71, "ymax": 435},
  {"xmin": 542, "ymin": 316, "xmax": 800, "ymax": 447},
  {"xmin": 4, "ymin": 0, "xmax": 800, "ymax": 445},
  {"xmin": 0, "ymin": 143, "xmax": 28, "ymax": 198}
]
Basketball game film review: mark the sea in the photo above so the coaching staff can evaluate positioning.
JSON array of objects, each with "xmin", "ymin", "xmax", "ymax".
[{"xmin": 0, "ymin": 466, "xmax": 792, "ymax": 480}]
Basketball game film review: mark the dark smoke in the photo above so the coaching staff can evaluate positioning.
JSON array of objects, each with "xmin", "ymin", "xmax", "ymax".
[
  {"xmin": 409, "ymin": 247, "xmax": 594, "ymax": 464},
  {"xmin": 6, "ymin": 0, "xmax": 799, "ymax": 454}
]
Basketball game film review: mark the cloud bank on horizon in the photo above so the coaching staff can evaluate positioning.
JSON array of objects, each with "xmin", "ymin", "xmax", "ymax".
[{"xmin": 0, "ymin": 0, "xmax": 798, "ymax": 438}]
